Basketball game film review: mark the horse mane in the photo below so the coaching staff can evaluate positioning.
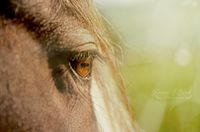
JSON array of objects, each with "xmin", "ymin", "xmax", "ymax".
[{"xmin": 62, "ymin": 0, "xmax": 139, "ymax": 131}]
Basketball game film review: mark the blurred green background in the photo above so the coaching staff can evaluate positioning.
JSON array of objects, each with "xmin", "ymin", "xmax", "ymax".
[{"xmin": 95, "ymin": 0, "xmax": 200, "ymax": 132}]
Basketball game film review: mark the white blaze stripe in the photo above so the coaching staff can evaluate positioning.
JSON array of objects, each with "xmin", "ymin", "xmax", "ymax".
[
  {"xmin": 91, "ymin": 79, "xmax": 136, "ymax": 132},
  {"xmin": 91, "ymin": 79, "xmax": 113, "ymax": 132},
  {"xmin": 91, "ymin": 61, "xmax": 136, "ymax": 132}
]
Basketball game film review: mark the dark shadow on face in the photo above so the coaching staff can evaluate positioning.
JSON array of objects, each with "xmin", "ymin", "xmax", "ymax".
[{"xmin": 46, "ymin": 49, "xmax": 75, "ymax": 94}]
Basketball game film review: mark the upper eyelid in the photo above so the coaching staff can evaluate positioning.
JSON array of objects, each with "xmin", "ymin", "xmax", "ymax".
[
  {"xmin": 69, "ymin": 50, "xmax": 103, "ymax": 61},
  {"xmin": 48, "ymin": 43, "xmax": 103, "ymax": 61},
  {"xmin": 69, "ymin": 42, "xmax": 104, "ymax": 60},
  {"xmin": 70, "ymin": 42, "xmax": 98, "ymax": 52}
]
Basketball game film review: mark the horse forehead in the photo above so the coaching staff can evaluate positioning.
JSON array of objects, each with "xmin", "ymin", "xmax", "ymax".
[
  {"xmin": 0, "ymin": 1, "xmax": 97, "ymax": 53},
  {"xmin": 1, "ymin": 0, "xmax": 84, "ymax": 22},
  {"xmin": 9, "ymin": 0, "xmax": 87, "ymax": 13}
]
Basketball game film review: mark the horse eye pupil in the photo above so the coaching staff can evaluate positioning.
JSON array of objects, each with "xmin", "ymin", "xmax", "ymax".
[
  {"xmin": 69, "ymin": 57, "xmax": 92, "ymax": 78},
  {"xmin": 80, "ymin": 62, "xmax": 90, "ymax": 68}
]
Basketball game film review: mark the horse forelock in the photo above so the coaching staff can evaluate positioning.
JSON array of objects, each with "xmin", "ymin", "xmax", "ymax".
[{"xmin": 91, "ymin": 60, "xmax": 137, "ymax": 132}]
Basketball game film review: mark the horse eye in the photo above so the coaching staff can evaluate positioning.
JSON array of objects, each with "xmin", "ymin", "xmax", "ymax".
[{"xmin": 69, "ymin": 56, "xmax": 93, "ymax": 78}]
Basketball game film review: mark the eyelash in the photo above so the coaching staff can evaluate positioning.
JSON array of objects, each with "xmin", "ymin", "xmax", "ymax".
[{"xmin": 69, "ymin": 51, "xmax": 98, "ymax": 61}]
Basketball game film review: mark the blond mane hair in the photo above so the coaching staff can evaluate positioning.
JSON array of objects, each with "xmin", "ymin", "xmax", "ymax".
[{"xmin": 63, "ymin": 0, "xmax": 140, "ymax": 131}]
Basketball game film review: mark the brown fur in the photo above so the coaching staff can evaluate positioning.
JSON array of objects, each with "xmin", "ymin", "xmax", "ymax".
[{"xmin": 0, "ymin": 0, "xmax": 137, "ymax": 131}]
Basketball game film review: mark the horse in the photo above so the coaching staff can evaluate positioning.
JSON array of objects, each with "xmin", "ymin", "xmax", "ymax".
[{"xmin": 0, "ymin": 0, "xmax": 138, "ymax": 131}]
